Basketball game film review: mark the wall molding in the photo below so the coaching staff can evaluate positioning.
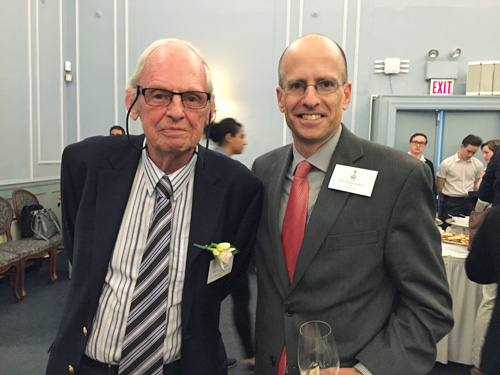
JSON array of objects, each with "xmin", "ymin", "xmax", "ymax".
[
  {"xmin": 75, "ymin": 0, "xmax": 81, "ymax": 141},
  {"xmin": 35, "ymin": 0, "xmax": 64, "ymax": 164},
  {"xmin": 371, "ymin": 95, "xmax": 500, "ymax": 147}
]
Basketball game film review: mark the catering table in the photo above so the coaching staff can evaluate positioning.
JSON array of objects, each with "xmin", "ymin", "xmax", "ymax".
[{"xmin": 436, "ymin": 242, "xmax": 483, "ymax": 365}]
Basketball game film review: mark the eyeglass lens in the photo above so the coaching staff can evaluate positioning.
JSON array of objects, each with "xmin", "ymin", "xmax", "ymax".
[
  {"xmin": 142, "ymin": 88, "xmax": 209, "ymax": 109},
  {"xmin": 284, "ymin": 80, "xmax": 342, "ymax": 96}
]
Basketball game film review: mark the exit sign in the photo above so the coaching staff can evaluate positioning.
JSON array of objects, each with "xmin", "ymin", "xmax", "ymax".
[{"xmin": 430, "ymin": 79, "xmax": 454, "ymax": 95}]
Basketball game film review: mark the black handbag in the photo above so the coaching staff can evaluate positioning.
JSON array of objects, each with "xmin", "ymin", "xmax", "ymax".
[{"xmin": 20, "ymin": 204, "xmax": 43, "ymax": 238}]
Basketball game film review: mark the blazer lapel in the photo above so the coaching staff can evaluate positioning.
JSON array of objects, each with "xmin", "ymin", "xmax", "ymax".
[
  {"xmin": 186, "ymin": 148, "xmax": 224, "ymax": 266},
  {"xmin": 266, "ymin": 146, "xmax": 294, "ymax": 297},
  {"xmin": 290, "ymin": 126, "xmax": 364, "ymax": 290},
  {"xmin": 182, "ymin": 148, "xmax": 225, "ymax": 326}
]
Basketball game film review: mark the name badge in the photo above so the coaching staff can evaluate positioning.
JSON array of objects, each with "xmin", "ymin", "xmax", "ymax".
[
  {"xmin": 207, "ymin": 256, "xmax": 234, "ymax": 284},
  {"xmin": 329, "ymin": 165, "xmax": 378, "ymax": 197}
]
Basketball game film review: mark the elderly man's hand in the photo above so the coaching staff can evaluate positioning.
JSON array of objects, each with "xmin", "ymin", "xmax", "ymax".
[{"xmin": 337, "ymin": 368, "xmax": 362, "ymax": 375}]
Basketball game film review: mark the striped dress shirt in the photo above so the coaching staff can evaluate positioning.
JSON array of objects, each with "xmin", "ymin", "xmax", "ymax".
[{"xmin": 85, "ymin": 146, "xmax": 197, "ymax": 365}]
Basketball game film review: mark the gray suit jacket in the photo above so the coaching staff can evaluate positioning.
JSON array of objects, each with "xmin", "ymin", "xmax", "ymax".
[{"xmin": 252, "ymin": 126, "xmax": 453, "ymax": 375}]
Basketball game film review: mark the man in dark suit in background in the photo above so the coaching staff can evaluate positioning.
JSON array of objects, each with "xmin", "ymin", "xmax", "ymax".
[
  {"xmin": 408, "ymin": 132, "xmax": 437, "ymax": 197},
  {"xmin": 252, "ymin": 34, "xmax": 453, "ymax": 375},
  {"xmin": 47, "ymin": 39, "xmax": 262, "ymax": 375}
]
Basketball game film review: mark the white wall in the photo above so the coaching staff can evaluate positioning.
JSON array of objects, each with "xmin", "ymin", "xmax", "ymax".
[{"xmin": 1, "ymin": 0, "xmax": 500, "ymax": 181}]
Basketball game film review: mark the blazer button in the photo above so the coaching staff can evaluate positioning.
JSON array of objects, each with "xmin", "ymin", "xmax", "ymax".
[
  {"xmin": 285, "ymin": 307, "xmax": 295, "ymax": 316},
  {"xmin": 83, "ymin": 327, "xmax": 88, "ymax": 336},
  {"xmin": 270, "ymin": 355, "xmax": 276, "ymax": 366},
  {"xmin": 68, "ymin": 365, "xmax": 74, "ymax": 373}
]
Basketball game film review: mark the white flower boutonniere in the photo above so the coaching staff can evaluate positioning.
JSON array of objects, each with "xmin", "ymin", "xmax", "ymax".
[{"xmin": 194, "ymin": 242, "xmax": 239, "ymax": 270}]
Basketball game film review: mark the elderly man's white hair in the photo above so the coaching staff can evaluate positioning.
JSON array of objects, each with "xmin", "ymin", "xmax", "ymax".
[{"xmin": 126, "ymin": 39, "xmax": 213, "ymax": 96}]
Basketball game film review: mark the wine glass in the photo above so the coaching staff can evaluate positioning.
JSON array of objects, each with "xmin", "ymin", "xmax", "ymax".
[{"xmin": 298, "ymin": 320, "xmax": 340, "ymax": 375}]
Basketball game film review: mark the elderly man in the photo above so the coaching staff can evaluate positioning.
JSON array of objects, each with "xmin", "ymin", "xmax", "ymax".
[
  {"xmin": 252, "ymin": 34, "xmax": 453, "ymax": 375},
  {"xmin": 46, "ymin": 39, "xmax": 263, "ymax": 375}
]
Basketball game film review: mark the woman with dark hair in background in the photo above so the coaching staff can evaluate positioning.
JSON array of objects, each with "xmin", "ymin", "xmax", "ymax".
[
  {"xmin": 207, "ymin": 118, "xmax": 247, "ymax": 157},
  {"xmin": 206, "ymin": 118, "xmax": 255, "ymax": 370},
  {"xmin": 481, "ymin": 139, "xmax": 500, "ymax": 164}
]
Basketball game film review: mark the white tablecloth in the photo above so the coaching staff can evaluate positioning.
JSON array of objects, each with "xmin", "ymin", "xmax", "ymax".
[{"xmin": 436, "ymin": 242, "xmax": 483, "ymax": 365}]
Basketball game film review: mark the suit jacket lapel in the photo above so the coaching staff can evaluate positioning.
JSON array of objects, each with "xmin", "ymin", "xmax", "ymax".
[
  {"xmin": 266, "ymin": 146, "xmax": 294, "ymax": 296},
  {"xmin": 186, "ymin": 147, "xmax": 224, "ymax": 265},
  {"xmin": 182, "ymin": 147, "xmax": 224, "ymax": 326},
  {"xmin": 290, "ymin": 126, "xmax": 364, "ymax": 290}
]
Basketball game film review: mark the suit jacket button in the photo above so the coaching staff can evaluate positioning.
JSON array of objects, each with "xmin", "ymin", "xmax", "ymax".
[
  {"xmin": 285, "ymin": 307, "xmax": 295, "ymax": 316},
  {"xmin": 270, "ymin": 356, "xmax": 276, "ymax": 366},
  {"xmin": 83, "ymin": 327, "xmax": 88, "ymax": 336},
  {"xmin": 68, "ymin": 365, "xmax": 74, "ymax": 373}
]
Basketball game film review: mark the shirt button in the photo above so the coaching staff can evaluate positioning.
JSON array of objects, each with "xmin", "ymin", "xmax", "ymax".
[
  {"xmin": 270, "ymin": 356, "xmax": 276, "ymax": 366},
  {"xmin": 285, "ymin": 307, "xmax": 295, "ymax": 316}
]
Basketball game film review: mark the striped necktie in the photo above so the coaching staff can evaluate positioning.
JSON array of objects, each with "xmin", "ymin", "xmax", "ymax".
[{"xmin": 119, "ymin": 177, "xmax": 173, "ymax": 375}]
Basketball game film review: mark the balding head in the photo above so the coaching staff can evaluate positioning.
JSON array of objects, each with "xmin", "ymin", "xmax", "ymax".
[
  {"xmin": 126, "ymin": 39, "xmax": 213, "ymax": 98},
  {"xmin": 275, "ymin": 33, "xmax": 352, "ymax": 158},
  {"xmin": 278, "ymin": 34, "xmax": 348, "ymax": 88}
]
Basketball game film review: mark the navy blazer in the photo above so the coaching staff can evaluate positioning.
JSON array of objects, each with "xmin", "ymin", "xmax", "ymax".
[
  {"xmin": 46, "ymin": 135, "xmax": 263, "ymax": 375},
  {"xmin": 466, "ymin": 205, "xmax": 500, "ymax": 375}
]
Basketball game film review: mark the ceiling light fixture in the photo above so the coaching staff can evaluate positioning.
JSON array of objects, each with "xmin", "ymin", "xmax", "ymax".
[
  {"xmin": 428, "ymin": 49, "xmax": 439, "ymax": 59},
  {"xmin": 451, "ymin": 48, "xmax": 462, "ymax": 59}
]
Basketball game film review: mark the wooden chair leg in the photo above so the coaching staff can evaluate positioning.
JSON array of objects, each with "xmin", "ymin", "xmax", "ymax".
[
  {"xmin": 10, "ymin": 264, "xmax": 22, "ymax": 302},
  {"xmin": 48, "ymin": 247, "xmax": 58, "ymax": 283},
  {"xmin": 19, "ymin": 259, "xmax": 27, "ymax": 298}
]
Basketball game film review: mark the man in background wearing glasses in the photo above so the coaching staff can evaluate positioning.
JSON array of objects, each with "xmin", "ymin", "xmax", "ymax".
[
  {"xmin": 47, "ymin": 39, "xmax": 263, "ymax": 375},
  {"xmin": 408, "ymin": 133, "xmax": 437, "ymax": 197},
  {"xmin": 252, "ymin": 34, "xmax": 453, "ymax": 375}
]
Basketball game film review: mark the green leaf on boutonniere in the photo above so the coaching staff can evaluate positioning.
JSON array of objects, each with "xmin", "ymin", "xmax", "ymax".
[{"xmin": 194, "ymin": 242, "xmax": 239, "ymax": 270}]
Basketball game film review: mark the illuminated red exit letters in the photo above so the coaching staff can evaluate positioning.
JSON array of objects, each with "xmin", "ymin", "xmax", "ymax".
[{"xmin": 430, "ymin": 79, "xmax": 454, "ymax": 95}]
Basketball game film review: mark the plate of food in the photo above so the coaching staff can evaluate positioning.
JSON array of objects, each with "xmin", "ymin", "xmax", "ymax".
[
  {"xmin": 441, "ymin": 232, "xmax": 469, "ymax": 246},
  {"xmin": 445, "ymin": 216, "xmax": 469, "ymax": 227}
]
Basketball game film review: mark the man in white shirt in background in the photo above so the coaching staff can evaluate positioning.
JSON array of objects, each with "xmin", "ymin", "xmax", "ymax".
[{"xmin": 437, "ymin": 134, "xmax": 483, "ymax": 223}]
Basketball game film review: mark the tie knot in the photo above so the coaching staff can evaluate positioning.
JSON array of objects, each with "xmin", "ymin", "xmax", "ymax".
[
  {"xmin": 157, "ymin": 177, "xmax": 171, "ymax": 199},
  {"xmin": 295, "ymin": 161, "xmax": 312, "ymax": 179}
]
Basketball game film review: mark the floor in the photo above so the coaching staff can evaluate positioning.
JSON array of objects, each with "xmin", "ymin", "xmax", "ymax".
[{"xmin": 0, "ymin": 254, "xmax": 474, "ymax": 375}]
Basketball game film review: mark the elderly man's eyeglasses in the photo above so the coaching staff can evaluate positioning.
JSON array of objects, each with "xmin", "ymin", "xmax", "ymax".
[
  {"xmin": 410, "ymin": 141, "xmax": 427, "ymax": 146},
  {"xmin": 140, "ymin": 87, "xmax": 211, "ymax": 109},
  {"xmin": 282, "ymin": 80, "xmax": 344, "ymax": 96}
]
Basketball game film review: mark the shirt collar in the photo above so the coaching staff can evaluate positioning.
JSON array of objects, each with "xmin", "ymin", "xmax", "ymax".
[
  {"xmin": 454, "ymin": 152, "xmax": 471, "ymax": 163},
  {"xmin": 408, "ymin": 151, "xmax": 426, "ymax": 162},
  {"xmin": 291, "ymin": 126, "xmax": 342, "ymax": 174},
  {"xmin": 213, "ymin": 147, "xmax": 229, "ymax": 156},
  {"xmin": 142, "ymin": 145, "xmax": 198, "ymax": 200}
]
